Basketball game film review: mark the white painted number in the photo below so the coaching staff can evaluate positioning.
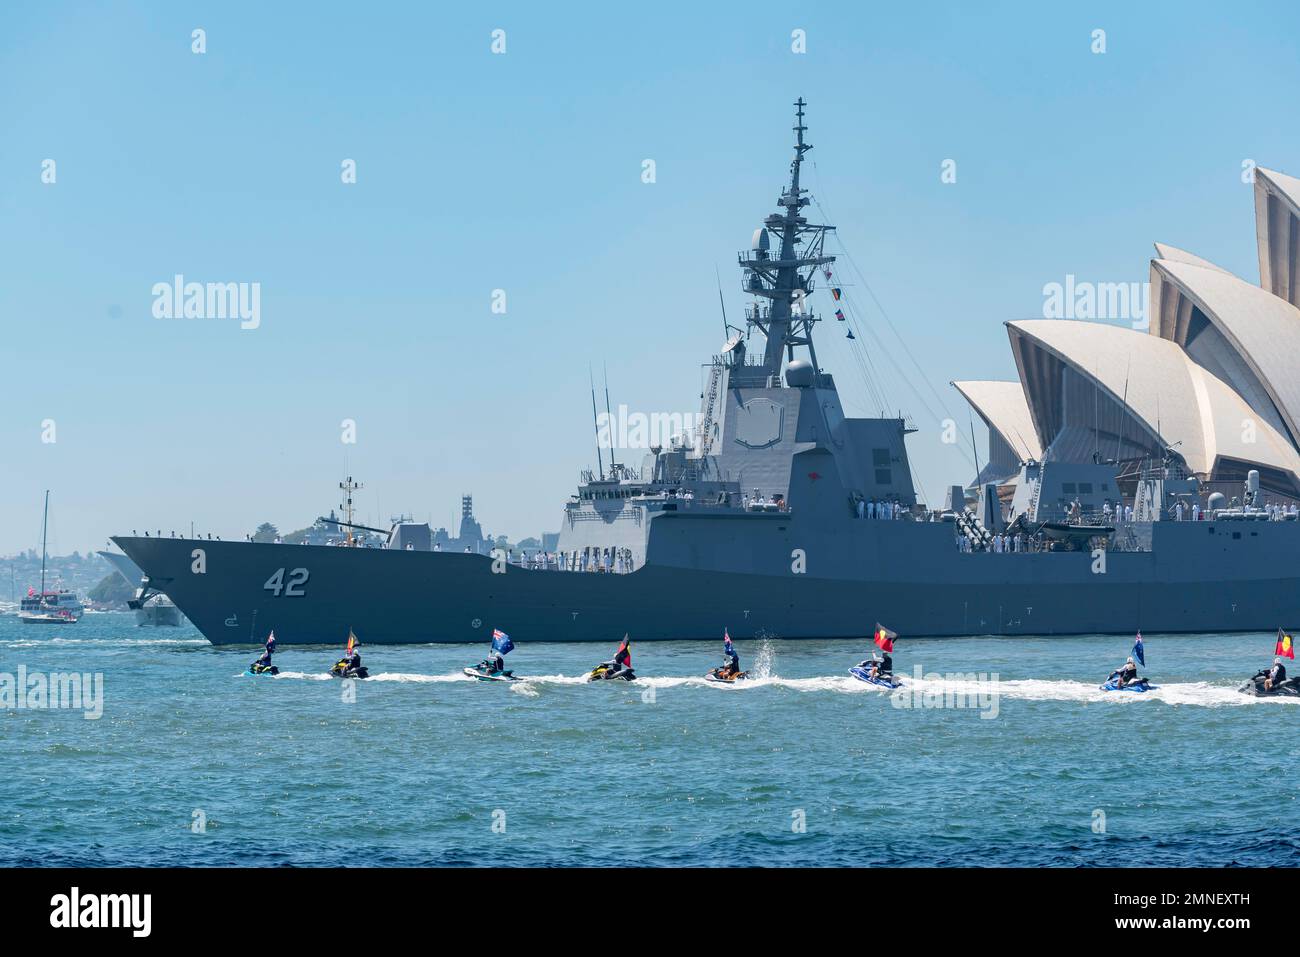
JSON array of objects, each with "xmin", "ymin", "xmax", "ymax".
[{"xmin": 264, "ymin": 567, "xmax": 310, "ymax": 597}]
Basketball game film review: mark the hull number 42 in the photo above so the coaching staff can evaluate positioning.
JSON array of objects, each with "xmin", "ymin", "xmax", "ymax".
[{"xmin": 264, "ymin": 567, "xmax": 310, "ymax": 597}]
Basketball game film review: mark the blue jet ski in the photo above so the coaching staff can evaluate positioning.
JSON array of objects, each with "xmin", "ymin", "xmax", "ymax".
[
  {"xmin": 463, "ymin": 665, "xmax": 519, "ymax": 682},
  {"xmin": 849, "ymin": 666, "xmax": 901, "ymax": 689},
  {"xmin": 1100, "ymin": 675, "xmax": 1154, "ymax": 692}
]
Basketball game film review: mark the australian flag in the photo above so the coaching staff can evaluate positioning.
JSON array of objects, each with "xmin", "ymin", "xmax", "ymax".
[
  {"xmin": 723, "ymin": 629, "xmax": 734, "ymax": 656},
  {"xmin": 1132, "ymin": 632, "xmax": 1145, "ymax": 667},
  {"xmin": 491, "ymin": 628, "xmax": 515, "ymax": 656}
]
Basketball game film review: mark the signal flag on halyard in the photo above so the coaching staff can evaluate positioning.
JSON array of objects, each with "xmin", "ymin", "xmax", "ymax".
[
  {"xmin": 491, "ymin": 628, "xmax": 515, "ymax": 656},
  {"xmin": 835, "ymin": 309, "xmax": 845, "ymax": 321},
  {"xmin": 873, "ymin": 624, "xmax": 897, "ymax": 653},
  {"xmin": 1277, "ymin": 629, "xmax": 1295, "ymax": 660},
  {"xmin": 831, "ymin": 287, "xmax": 843, "ymax": 301},
  {"xmin": 1132, "ymin": 632, "xmax": 1144, "ymax": 667}
]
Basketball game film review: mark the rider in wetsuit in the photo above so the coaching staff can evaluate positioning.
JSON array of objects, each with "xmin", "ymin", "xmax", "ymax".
[
  {"xmin": 251, "ymin": 633, "xmax": 276, "ymax": 672},
  {"xmin": 862, "ymin": 651, "xmax": 893, "ymax": 680},
  {"xmin": 717, "ymin": 648, "xmax": 741, "ymax": 678},
  {"xmin": 1265, "ymin": 656, "xmax": 1287, "ymax": 691},
  {"xmin": 1110, "ymin": 656, "xmax": 1139, "ymax": 687},
  {"xmin": 599, "ymin": 637, "xmax": 632, "ymax": 678},
  {"xmin": 335, "ymin": 644, "xmax": 362, "ymax": 675}
]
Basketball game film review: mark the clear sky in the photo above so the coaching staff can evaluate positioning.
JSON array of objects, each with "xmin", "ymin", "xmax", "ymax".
[{"xmin": 3, "ymin": 0, "xmax": 1299, "ymax": 555}]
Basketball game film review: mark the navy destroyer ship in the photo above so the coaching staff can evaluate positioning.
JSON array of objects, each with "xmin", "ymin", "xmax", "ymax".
[{"xmin": 114, "ymin": 101, "xmax": 1300, "ymax": 645}]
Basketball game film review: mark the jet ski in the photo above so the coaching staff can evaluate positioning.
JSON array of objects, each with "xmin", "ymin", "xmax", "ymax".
[
  {"xmin": 245, "ymin": 663, "xmax": 278, "ymax": 677},
  {"xmin": 849, "ymin": 665, "xmax": 901, "ymax": 688},
  {"xmin": 1100, "ymin": 675, "xmax": 1154, "ymax": 692},
  {"xmin": 1238, "ymin": 671, "xmax": 1300, "ymax": 697},
  {"xmin": 704, "ymin": 668, "xmax": 749, "ymax": 684},
  {"xmin": 328, "ymin": 660, "xmax": 369, "ymax": 679},
  {"xmin": 463, "ymin": 665, "xmax": 519, "ymax": 682},
  {"xmin": 587, "ymin": 663, "xmax": 636, "ymax": 682}
]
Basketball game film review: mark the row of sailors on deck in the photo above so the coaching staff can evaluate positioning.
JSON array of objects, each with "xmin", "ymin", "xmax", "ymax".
[
  {"xmin": 958, "ymin": 532, "xmax": 1030, "ymax": 554},
  {"xmin": 1167, "ymin": 501, "xmax": 1298, "ymax": 521},
  {"xmin": 1099, "ymin": 503, "xmax": 1134, "ymax": 524},
  {"xmin": 485, "ymin": 547, "xmax": 637, "ymax": 573},
  {"xmin": 854, "ymin": 497, "xmax": 905, "ymax": 520}
]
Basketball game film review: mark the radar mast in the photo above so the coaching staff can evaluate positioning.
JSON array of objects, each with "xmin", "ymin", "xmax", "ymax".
[{"xmin": 736, "ymin": 98, "xmax": 837, "ymax": 383}]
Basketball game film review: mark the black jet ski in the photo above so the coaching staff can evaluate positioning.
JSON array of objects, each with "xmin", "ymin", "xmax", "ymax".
[
  {"xmin": 246, "ymin": 662, "xmax": 278, "ymax": 677},
  {"xmin": 328, "ymin": 660, "xmax": 369, "ymax": 679},
  {"xmin": 1238, "ymin": 670, "xmax": 1300, "ymax": 697},
  {"xmin": 587, "ymin": 663, "xmax": 636, "ymax": 682}
]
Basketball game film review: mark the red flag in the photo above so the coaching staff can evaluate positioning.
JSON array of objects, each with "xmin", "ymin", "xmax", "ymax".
[{"xmin": 873, "ymin": 623, "xmax": 897, "ymax": 653}]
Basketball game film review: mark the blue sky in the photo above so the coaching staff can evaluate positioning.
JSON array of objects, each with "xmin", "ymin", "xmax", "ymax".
[{"xmin": 2, "ymin": 0, "xmax": 1298, "ymax": 555}]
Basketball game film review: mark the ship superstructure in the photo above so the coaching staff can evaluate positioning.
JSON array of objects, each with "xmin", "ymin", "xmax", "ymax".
[{"xmin": 112, "ymin": 101, "xmax": 1300, "ymax": 645}]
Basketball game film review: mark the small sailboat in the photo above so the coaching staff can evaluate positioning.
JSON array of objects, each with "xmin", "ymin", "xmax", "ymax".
[{"xmin": 19, "ymin": 491, "xmax": 82, "ymax": 625}]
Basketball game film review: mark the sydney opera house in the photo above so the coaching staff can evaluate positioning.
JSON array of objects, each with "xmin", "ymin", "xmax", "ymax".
[{"xmin": 955, "ymin": 166, "xmax": 1300, "ymax": 504}]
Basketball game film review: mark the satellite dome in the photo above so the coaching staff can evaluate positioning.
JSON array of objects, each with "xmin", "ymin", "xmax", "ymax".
[
  {"xmin": 785, "ymin": 359, "xmax": 814, "ymax": 387},
  {"xmin": 1207, "ymin": 492, "xmax": 1227, "ymax": 511},
  {"xmin": 751, "ymin": 228, "xmax": 770, "ymax": 253}
]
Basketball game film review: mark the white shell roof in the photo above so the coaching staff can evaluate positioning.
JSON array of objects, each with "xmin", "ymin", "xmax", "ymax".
[
  {"xmin": 1150, "ymin": 257, "xmax": 1300, "ymax": 445},
  {"xmin": 1007, "ymin": 318, "xmax": 1300, "ymax": 480},
  {"xmin": 950, "ymin": 380, "xmax": 1043, "ymax": 461}
]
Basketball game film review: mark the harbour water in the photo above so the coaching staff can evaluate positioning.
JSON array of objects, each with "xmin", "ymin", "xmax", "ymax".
[{"xmin": 2, "ymin": 613, "xmax": 1295, "ymax": 867}]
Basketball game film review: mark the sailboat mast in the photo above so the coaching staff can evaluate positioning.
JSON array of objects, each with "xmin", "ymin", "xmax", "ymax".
[{"xmin": 39, "ymin": 489, "xmax": 49, "ymax": 599}]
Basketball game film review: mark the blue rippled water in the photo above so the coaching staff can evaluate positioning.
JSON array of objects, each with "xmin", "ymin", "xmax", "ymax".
[{"xmin": 1, "ymin": 613, "xmax": 1295, "ymax": 867}]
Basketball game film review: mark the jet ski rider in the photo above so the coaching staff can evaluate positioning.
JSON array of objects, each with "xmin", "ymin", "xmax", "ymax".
[
  {"xmin": 1265, "ymin": 656, "xmax": 1287, "ymax": 691},
  {"xmin": 717, "ymin": 647, "xmax": 741, "ymax": 679},
  {"xmin": 1110, "ymin": 656, "xmax": 1139, "ymax": 688},
  {"xmin": 600, "ymin": 637, "xmax": 632, "ymax": 678},
  {"xmin": 252, "ymin": 632, "xmax": 276, "ymax": 672},
  {"xmin": 336, "ymin": 644, "xmax": 362, "ymax": 675},
  {"xmin": 478, "ymin": 651, "xmax": 506, "ymax": 676},
  {"xmin": 862, "ymin": 650, "xmax": 893, "ymax": 681}
]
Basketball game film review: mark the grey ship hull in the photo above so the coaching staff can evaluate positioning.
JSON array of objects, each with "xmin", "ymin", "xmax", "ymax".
[
  {"xmin": 136, "ymin": 601, "xmax": 184, "ymax": 627},
  {"xmin": 113, "ymin": 518, "xmax": 1300, "ymax": 645}
]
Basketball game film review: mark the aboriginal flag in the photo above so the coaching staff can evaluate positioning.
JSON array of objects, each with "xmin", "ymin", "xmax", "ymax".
[
  {"xmin": 1277, "ymin": 629, "xmax": 1295, "ymax": 659},
  {"xmin": 873, "ymin": 623, "xmax": 897, "ymax": 653}
]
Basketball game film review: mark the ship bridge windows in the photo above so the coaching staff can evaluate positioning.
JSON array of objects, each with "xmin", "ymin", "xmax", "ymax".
[{"xmin": 872, "ymin": 448, "xmax": 892, "ymax": 485}]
